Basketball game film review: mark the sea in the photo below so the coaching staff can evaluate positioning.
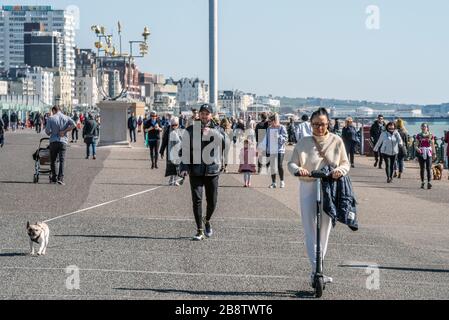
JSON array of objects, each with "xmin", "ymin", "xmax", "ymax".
[
  {"xmin": 394, "ymin": 120, "xmax": 448, "ymax": 139},
  {"xmin": 353, "ymin": 119, "xmax": 449, "ymax": 139}
]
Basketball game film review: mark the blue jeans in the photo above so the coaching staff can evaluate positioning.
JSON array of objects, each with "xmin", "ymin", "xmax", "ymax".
[
  {"xmin": 394, "ymin": 154, "xmax": 405, "ymax": 173},
  {"xmin": 86, "ymin": 139, "xmax": 97, "ymax": 157}
]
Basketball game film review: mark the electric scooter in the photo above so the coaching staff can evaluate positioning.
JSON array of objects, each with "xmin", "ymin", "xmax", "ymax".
[
  {"xmin": 310, "ymin": 170, "xmax": 330, "ymax": 298},
  {"xmin": 296, "ymin": 170, "xmax": 330, "ymax": 297}
]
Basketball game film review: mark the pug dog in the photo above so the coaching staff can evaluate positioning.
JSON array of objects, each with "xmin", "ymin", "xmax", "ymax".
[{"xmin": 26, "ymin": 222, "xmax": 50, "ymax": 256}]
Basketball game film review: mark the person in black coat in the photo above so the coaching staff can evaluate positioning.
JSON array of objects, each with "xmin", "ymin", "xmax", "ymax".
[
  {"xmin": 127, "ymin": 112, "xmax": 137, "ymax": 143},
  {"xmin": 160, "ymin": 117, "xmax": 183, "ymax": 186},
  {"xmin": 2, "ymin": 113, "xmax": 9, "ymax": 132},
  {"xmin": 10, "ymin": 112, "xmax": 18, "ymax": 132},
  {"xmin": 0, "ymin": 117, "xmax": 5, "ymax": 148},
  {"xmin": 179, "ymin": 104, "xmax": 225, "ymax": 241},
  {"xmin": 255, "ymin": 112, "xmax": 269, "ymax": 173},
  {"xmin": 83, "ymin": 113, "xmax": 100, "ymax": 160},
  {"xmin": 342, "ymin": 117, "xmax": 358, "ymax": 168},
  {"xmin": 34, "ymin": 112, "xmax": 42, "ymax": 133},
  {"xmin": 144, "ymin": 112, "xmax": 163, "ymax": 169},
  {"xmin": 370, "ymin": 115, "xmax": 386, "ymax": 168}
]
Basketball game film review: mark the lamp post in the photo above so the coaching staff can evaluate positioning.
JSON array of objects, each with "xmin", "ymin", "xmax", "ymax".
[
  {"xmin": 91, "ymin": 24, "xmax": 150, "ymax": 101},
  {"xmin": 209, "ymin": 0, "xmax": 218, "ymax": 110}
]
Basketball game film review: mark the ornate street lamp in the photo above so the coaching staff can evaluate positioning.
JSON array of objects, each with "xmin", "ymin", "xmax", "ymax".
[{"xmin": 91, "ymin": 23, "xmax": 151, "ymax": 101}]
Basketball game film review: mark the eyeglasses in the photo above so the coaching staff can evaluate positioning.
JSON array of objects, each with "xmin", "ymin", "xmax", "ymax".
[{"xmin": 312, "ymin": 123, "xmax": 329, "ymax": 128}]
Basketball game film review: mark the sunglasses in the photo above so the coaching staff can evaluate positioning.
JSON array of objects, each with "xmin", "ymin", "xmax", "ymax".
[{"xmin": 312, "ymin": 123, "xmax": 329, "ymax": 128}]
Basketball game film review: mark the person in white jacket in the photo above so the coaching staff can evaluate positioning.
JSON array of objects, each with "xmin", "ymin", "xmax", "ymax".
[
  {"xmin": 373, "ymin": 122, "xmax": 404, "ymax": 184},
  {"xmin": 295, "ymin": 114, "xmax": 313, "ymax": 142},
  {"xmin": 260, "ymin": 114, "xmax": 288, "ymax": 189},
  {"xmin": 288, "ymin": 108, "xmax": 350, "ymax": 287}
]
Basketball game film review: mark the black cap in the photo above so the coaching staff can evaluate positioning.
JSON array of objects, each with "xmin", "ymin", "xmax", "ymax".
[{"xmin": 199, "ymin": 104, "xmax": 213, "ymax": 114}]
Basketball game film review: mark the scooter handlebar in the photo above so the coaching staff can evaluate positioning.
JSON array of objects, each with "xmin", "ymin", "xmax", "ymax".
[{"xmin": 309, "ymin": 171, "xmax": 330, "ymax": 179}]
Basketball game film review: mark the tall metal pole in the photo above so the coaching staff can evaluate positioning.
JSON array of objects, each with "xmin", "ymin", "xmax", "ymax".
[{"xmin": 209, "ymin": 0, "xmax": 218, "ymax": 110}]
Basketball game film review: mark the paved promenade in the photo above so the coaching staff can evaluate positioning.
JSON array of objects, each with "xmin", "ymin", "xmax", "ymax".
[{"xmin": 0, "ymin": 129, "xmax": 448, "ymax": 300}]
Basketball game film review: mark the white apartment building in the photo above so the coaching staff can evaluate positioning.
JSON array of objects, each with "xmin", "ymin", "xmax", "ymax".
[
  {"xmin": 218, "ymin": 90, "xmax": 255, "ymax": 115},
  {"xmin": 51, "ymin": 67, "xmax": 71, "ymax": 108},
  {"xmin": 154, "ymin": 80, "xmax": 178, "ymax": 110},
  {"xmin": 0, "ymin": 80, "xmax": 7, "ymax": 95},
  {"xmin": 7, "ymin": 78, "xmax": 35, "ymax": 96},
  {"xmin": 0, "ymin": 5, "xmax": 76, "ymax": 96},
  {"xmin": 75, "ymin": 74, "xmax": 98, "ymax": 107},
  {"xmin": 27, "ymin": 67, "xmax": 53, "ymax": 106},
  {"xmin": 256, "ymin": 96, "xmax": 281, "ymax": 112},
  {"xmin": 176, "ymin": 78, "xmax": 209, "ymax": 107}
]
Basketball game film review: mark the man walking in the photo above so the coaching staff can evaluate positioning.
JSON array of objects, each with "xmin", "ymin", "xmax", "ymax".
[
  {"xmin": 2, "ymin": 113, "xmax": 9, "ymax": 132},
  {"xmin": 83, "ymin": 113, "xmax": 100, "ymax": 160},
  {"xmin": 128, "ymin": 112, "xmax": 137, "ymax": 143},
  {"xmin": 34, "ymin": 111, "xmax": 42, "ymax": 134},
  {"xmin": 144, "ymin": 112, "xmax": 162, "ymax": 169},
  {"xmin": 71, "ymin": 112, "xmax": 80, "ymax": 143},
  {"xmin": 342, "ymin": 117, "xmax": 358, "ymax": 168},
  {"xmin": 370, "ymin": 114, "xmax": 386, "ymax": 169},
  {"xmin": 0, "ymin": 117, "xmax": 5, "ymax": 148},
  {"xmin": 45, "ymin": 106, "xmax": 76, "ymax": 185},
  {"xmin": 10, "ymin": 112, "xmax": 18, "ymax": 132},
  {"xmin": 180, "ymin": 104, "xmax": 225, "ymax": 241}
]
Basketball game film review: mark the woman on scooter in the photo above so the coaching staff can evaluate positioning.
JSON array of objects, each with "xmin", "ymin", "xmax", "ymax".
[{"xmin": 288, "ymin": 108, "xmax": 351, "ymax": 287}]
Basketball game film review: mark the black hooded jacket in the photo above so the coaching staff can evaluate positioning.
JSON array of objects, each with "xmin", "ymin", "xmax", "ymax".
[
  {"xmin": 317, "ymin": 165, "xmax": 359, "ymax": 232},
  {"xmin": 180, "ymin": 121, "xmax": 226, "ymax": 177}
]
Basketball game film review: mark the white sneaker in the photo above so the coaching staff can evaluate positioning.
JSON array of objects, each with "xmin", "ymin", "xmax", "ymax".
[
  {"xmin": 310, "ymin": 273, "xmax": 333, "ymax": 288},
  {"xmin": 193, "ymin": 231, "xmax": 206, "ymax": 241},
  {"xmin": 323, "ymin": 275, "xmax": 333, "ymax": 284},
  {"xmin": 269, "ymin": 183, "xmax": 277, "ymax": 189},
  {"xmin": 280, "ymin": 181, "xmax": 285, "ymax": 188}
]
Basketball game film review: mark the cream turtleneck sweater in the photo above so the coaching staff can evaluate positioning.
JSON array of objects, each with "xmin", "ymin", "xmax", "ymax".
[{"xmin": 288, "ymin": 132, "xmax": 350, "ymax": 181}]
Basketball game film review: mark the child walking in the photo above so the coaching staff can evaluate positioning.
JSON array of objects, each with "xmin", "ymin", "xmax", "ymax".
[{"xmin": 239, "ymin": 139, "xmax": 257, "ymax": 187}]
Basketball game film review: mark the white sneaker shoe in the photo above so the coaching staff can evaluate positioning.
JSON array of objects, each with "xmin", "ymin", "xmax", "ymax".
[
  {"xmin": 280, "ymin": 181, "xmax": 285, "ymax": 188},
  {"xmin": 310, "ymin": 273, "xmax": 333, "ymax": 288},
  {"xmin": 323, "ymin": 275, "xmax": 333, "ymax": 284},
  {"xmin": 193, "ymin": 230, "xmax": 206, "ymax": 241},
  {"xmin": 269, "ymin": 183, "xmax": 277, "ymax": 189}
]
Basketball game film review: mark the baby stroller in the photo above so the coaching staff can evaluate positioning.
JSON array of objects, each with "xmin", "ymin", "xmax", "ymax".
[{"xmin": 32, "ymin": 138, "xmax": 53, "ymax": 184}]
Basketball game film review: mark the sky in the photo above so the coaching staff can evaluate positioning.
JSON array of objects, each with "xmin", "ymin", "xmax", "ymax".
[{"xmin": 3, "ymin": 0, "xmax": 449, "ymax": 105}]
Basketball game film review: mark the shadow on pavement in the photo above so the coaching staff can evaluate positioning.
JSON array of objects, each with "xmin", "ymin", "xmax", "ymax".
[
  {"xmin": 339, "ymin": 264, "xmax": 449, "ymax": 274},
  {"xmin": 0, "ymin": 253, "xmax": 28, "ymax": 257},
  {"xmin": 54, "ymin": 234, "xmax": 192, "ymax": 241},
  {"xmin": 294, "ymin": 291, "xmax": 317, "ymax": 299},
  {"xmin": 114, "ymin": 287, "xmax": 302, "ymax": 299},
  {"xmin": 94, "ymin": 183, "xmax": 167, "ymax": 187},
  {"xmin": 0, "ymin": 181, "xmax": 36, "ymax": 185},
  {"xmin": 103, "ymin": 158, "xmax": 150, "ymax": 161}
]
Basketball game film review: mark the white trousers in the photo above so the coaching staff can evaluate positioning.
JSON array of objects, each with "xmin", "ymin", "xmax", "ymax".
[{"xmin": 299, "ymin": 181, "xmax": 333, "ymax": 272}]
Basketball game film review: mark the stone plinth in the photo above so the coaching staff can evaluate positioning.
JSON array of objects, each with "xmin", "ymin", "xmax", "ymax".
[
  {"xmin": 97, "ymin": 101, "xmax": 131, "ymax": 147},
  {"xmin": 129, "ymin": 102, "xmax": 146, "ymax": 119}
]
